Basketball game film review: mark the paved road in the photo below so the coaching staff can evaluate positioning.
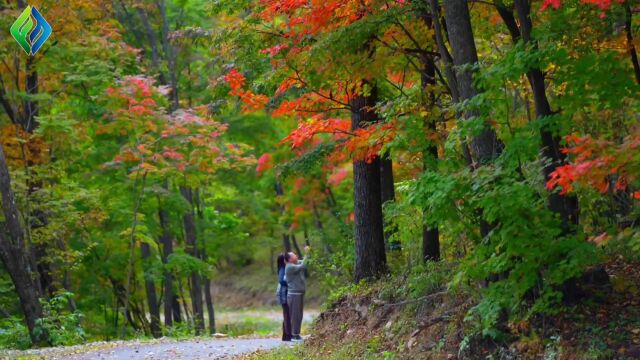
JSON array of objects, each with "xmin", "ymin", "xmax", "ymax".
[
  {"xmin": 2, "ymin": 338, "xmax": 286, "ymax": 360},
  {"xmin": 69, "ymin": 338, "xmax": 284, "ymax": 360}
]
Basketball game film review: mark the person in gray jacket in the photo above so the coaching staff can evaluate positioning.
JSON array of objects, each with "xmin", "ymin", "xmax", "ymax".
[{"xmin": 284, "ymin": 246, "xmax": 309, "ymax": 341}]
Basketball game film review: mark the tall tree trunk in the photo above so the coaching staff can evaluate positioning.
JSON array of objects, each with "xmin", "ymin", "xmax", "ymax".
[
  {"xmin": 282, "ymin": 233, "xmax": 292, "ymax": 253},
  {"xmin": 177, "ymin": 278, "xmax": 190, "ymax": 322},
  {"xmin": 380, "ymin": 152, "xmax": 398, "ymax": 249},
  {"xmin": 311, "ymin": 204, "xmax": 332, "ymax": 254},
  {"xmin": 303, "ymin": 228, "xmax": 311, "ymax": 247},
  {"xmin": 172, "ymin": 295, "xmax": 182, "ymax": 324},
  {"xmin": 351, "ymin": 83, "xmax": 387, "ymax": 282},
  {"xmin": 157, "ymin": 0, "xmax": 179, "ymax": 111},
  {"xmin": 443, "ymin": 0, "xmax": 501, "ymax": 166},
  {"xmin": 441, "ymin": 0, "xmax": 502, "ymax": 239},
  {"xmin": 275, "ymin": 181, "xmax": 292, "ymax": 252},
  {"xmin": 140, "ymin": 242, "xmax": 161, "ymax": 338},
  {"xmin": 121, "ymin": 172, "xmax": 147, "ymax": 338},
  {"xmin": 194, "ymin": 189, "xmax": 215, "ymax": 335},
  {"xmin": 496, "ymin": 0, "xmax": 579, "ymax": 230},
  {"xmin": 625, "ymin": 3, "xmax": 640, "ymax": 85},
  {"xmin": 16, "ymin": 18, "xmax": 56, "ymax": 304},
  {"xmin": 419, "ymin": 9, "xmax": 441, "ymax": 262},
  {"xmin": 0, "ymin": 72, "xmax": 48, "ymax": 341},
  {"xmin": 203, "ymin": 278, "xmax": 215, "ymax": 335},
  {"xmin": 291, "ymin": 233, "xmax": 302, "ymax": 256},
  {"xmin": 158, "ymin": 197, "xmax": 176, "ymax": 327},
  {"xmin": 0, "ymin": 144, "xmax": 45, "ymax": 344},
  {"xmin": 180, "ymin": 186, "xmax": 204, "ymax": 334},
  {"xmin": 429, "ymin": 0, "xmax": 474, "ymax": 165}
]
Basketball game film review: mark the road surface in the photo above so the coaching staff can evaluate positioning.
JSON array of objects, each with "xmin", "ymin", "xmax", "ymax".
[{"xmin": 2, "ymin": 338, "xmax": 287, "ymax": 359}]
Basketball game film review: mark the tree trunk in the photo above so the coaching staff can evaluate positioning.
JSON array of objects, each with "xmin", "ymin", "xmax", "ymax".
[
  {"xmin": 428, "ymin": 0, "xmax": 460, "ymax": 103},
  {"xmin": 177, "ymin": 277, "xmax": 191, "ymax": 322},
  {"xmin": 419, "ymin": 9, "xmax": 441, "ymax": 262},
  {"xmin": 0, "ymin": 143, "xmax": 46, "ymax": 344},
  {"xmin": 351, "ymin": 84, "xmax": 387, "ymax": 282},
  {"xmin": 180, "ymin": 186, "xmax": 204, "ymax": 334},
  {"xmin": 157, "ymin": 0, "xmax": 179, "ymax": 111},
  {"xmin": 441, "ymin": 0, "xmax": 502, "ymax": 239},
  {"xmin": 303, "ymin": 228, "xmax": 311, "ymax": 247},
  {"xmin": 203, "ymin": 278, "xmax": 215, "ymax": 335},
  {"xmin": 158, "ymin": 198, "xmax": 176, "ymax": 327},
  {"xmin": 291, "ymin": 233, "xmax": 302, "ymax": 256},
  {"xmin": 275, "ymin": 181, "xmax": 292, "ymax": 252},
  {"xmin": 172, "ymin": 295, "xmax": 182, "ymax": 324},
  {"xmin": 10, "ymin": 14, "xmax": 57, "ymax": 309},
  {"xmin": 311, "ymin": 204, "xmax": 332, "ymax": 254},
  {"xmin": 625, "ymin": 4, "xmax": 640, "ymax": 85},
  {"xmin": 121, "ymin": 172, "xmax": 147, "ymax": 338},
  {"xmin": 140, "ymin": 242, "xmax": 161, "ymax": 338},
  {"xmin": 442, "ymin": 0, "xmax": 501, "ymax": 166},
  {"xmin": 380, "ymin": 152, "xmax": 399, "ymax": 249},
  {"xmin": 194, "ymin": 189, "xmax": 215, "ymax": 335},
  {"xmin": 496, "ymin": 0, "xmax": 579, "ymax": 230}
]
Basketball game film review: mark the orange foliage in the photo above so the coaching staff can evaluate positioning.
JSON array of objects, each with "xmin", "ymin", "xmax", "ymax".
[{"xmin": 546, "ymin": 131, "xmax": 640, "ymax": 196}]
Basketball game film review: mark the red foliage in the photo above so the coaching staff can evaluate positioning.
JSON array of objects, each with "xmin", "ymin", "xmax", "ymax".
[
  {"xmin": 223, "ymin": 68, "xmax": 246, "ymax": 95},
  {"xmin": 223, "ymin": 69, "xmax": 269, "ymax": 113},
  {"xmin": 256, "ymin": 153, "xmax": 273, "ymax": 174},
  {"xmin": 546, "ymin": 132, "xmax": 640, "ymax": 197},
  {"xmin": 328, "ymin": 167, "xmax": 350, "ymax": 186},
  {"xmin": 281, "ymin": 118, "xmax": 352, "ymax": 148},
  {"xmin": 542, "ymin": 0, "xmax": 623, "ymax": 11}
]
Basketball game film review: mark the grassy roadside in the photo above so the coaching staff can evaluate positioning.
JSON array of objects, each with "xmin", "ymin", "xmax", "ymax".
[{"xmin": 247, "ymin": 256, "xmax": 640, "ymax": 360}]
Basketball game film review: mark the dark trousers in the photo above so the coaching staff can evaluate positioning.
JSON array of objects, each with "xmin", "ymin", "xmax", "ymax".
[
  {"xmin": 287, "ymin": 293, "xmax": 304, "ymax": 337},
  {"xmin": 281, "ymin": 303, "xmax": 292, "ymax": 341}
]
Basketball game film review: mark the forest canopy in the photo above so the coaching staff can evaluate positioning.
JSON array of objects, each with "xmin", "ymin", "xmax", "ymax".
[{"xmin": 0, "ymin": 0, "xmax": 638, "ymax": 353}]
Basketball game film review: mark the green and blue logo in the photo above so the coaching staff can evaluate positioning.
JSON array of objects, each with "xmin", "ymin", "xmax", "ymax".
[{"xmin": 10, "ymin": 5, "xmax": 52, "ymax": 56}]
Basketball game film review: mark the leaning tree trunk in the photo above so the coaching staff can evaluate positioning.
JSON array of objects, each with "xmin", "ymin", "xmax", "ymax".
[
  {"xmin": 351, "ymin": 83, "xmax": 387, "ymax": 282},
  {"xmin": 180, "ymin": 186, "xmax": 204, "ymax": 334},
  {"xmin": 495, "ymin": 0, "xmax": 579, "ymax": 231},
  {"xmin": 0, "ymin": 144, "xmax": 46, "ymax": 344},
  {"xmin": 140, "ymin": 241, "xmax": 161, "ymax": 338}
]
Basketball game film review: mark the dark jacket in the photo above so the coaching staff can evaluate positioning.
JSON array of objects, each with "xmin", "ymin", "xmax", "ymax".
[{"xmin": 276, "ymin": 267, "xmax": 288, "ymax": 305}]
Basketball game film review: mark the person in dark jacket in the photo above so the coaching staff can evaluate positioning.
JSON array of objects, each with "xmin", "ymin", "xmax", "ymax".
[{"xmin": 276, "ymin": 254, "xmax": 292, "ymax": 341}]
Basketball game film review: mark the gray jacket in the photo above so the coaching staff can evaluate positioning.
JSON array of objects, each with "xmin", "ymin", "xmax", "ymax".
[{"xmin": 285, "ymin": 259, "xmax": 307, "ymax": 294}]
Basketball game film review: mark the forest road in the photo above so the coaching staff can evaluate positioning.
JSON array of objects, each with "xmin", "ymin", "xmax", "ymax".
[
  {"xmin": 66, "ymin": 338, "xmax": 284, "ymax": 360},
  {"xmin": 5, "ymin": 338, "xmax": 286, "ymax": 360}
]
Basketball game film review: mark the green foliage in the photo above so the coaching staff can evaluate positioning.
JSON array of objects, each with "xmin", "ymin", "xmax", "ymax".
[
  {"xmin": 1, "ymin": 0, "xmax": 639, "ymax": 354},
  {"xmin": 34, "ymin": 293, "xmax": 86, "ymax": 347},
  {"xmin": 0, "ymin": 318, "xmax": 31, "ymax": 350},
  {"xmin": 407, "ymin": 154, "xmax": 599, "ymax": 335},
  {"xmin": 219, "ymin": 316, "xmax": 279, "ymax": 337}
]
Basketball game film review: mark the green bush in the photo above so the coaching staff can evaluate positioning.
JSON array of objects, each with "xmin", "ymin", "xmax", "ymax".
[
  {"xmin": 34, "ymin": 292, "xmax": 86, "ymax": 347},
  {"xmin": 0, "ymin": 318, "xmax": 32, "ymax": 350}
]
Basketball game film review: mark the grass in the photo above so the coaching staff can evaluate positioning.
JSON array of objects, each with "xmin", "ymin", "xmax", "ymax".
[
  {"xmin": 247, "ymin": 345, "xmax": 303, "ymax": 360},
  {"xmin": 219, "ymin": 315, "xmax": 280, "ymax": 337}
]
